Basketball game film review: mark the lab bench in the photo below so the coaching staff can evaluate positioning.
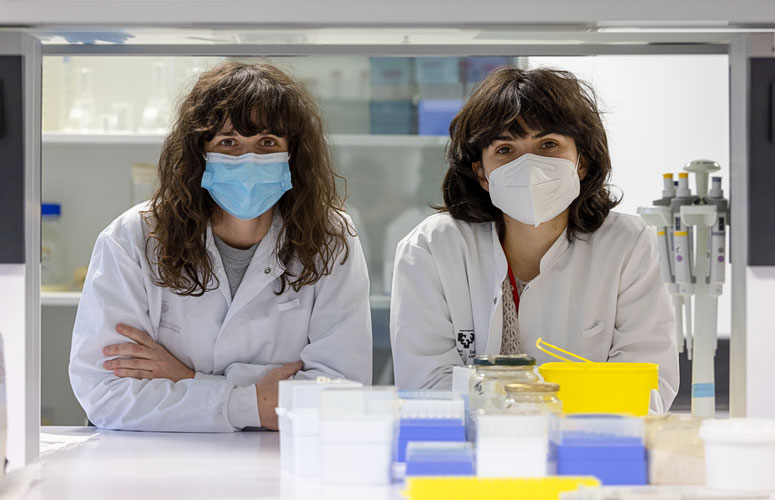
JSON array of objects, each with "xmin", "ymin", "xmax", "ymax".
[{"xmin": 21, "ymin": 427, "xmax": 405, "ymax": 500}]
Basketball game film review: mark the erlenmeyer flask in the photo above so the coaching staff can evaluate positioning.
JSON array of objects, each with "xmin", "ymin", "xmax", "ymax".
[
  {"xmin": 64, "ymin": 67, "xmax": 98, "ymax": 132},
  {"xmin": 139, "ymin": 62, "xmax": 172, "ymax": 133}
]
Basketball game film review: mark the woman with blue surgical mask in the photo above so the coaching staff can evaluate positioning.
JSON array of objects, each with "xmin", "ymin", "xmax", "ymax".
[
  {"xmin": 69, "ymin": 62, "xmax": 372, "ymax": 432},
  {"xmin": 390, "ymin": 67, "xmax": 678, "ymax": 412}
]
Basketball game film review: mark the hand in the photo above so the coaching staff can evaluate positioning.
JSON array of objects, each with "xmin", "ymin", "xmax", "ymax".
[
  {"xmin": 255, "ymin": 361, "xmax": 304, "ymax": 430},
  {"xmin": 103, "ymin": 323, "xmax": 195, "ymax": 382}
]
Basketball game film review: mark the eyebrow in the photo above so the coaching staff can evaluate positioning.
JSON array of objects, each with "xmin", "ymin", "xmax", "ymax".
[
  {"xmin": 213, "ymin": 129, "xmax": 281, "ymax": 138},
  {"xmin": 492, "ymin": 131, "xmax": 554, "ymax": 143}
]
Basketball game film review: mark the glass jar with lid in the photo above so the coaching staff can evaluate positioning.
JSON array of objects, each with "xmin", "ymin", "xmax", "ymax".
[
  {"xmin": 468, "ymin": 355, "xmax": 539, "ymax": 418},
  {"xmin": 503, "ymin": 382, "xmax": 562, "ymax": 415}
]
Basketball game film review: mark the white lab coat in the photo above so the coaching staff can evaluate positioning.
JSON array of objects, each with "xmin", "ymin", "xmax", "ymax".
[
  {"xmin": 390, "ymin": 211, "xmax": 679, "ymax": 410},
  {"xmin": 70, "ymin": 203, "xmax": 372, "ymax": 432}
]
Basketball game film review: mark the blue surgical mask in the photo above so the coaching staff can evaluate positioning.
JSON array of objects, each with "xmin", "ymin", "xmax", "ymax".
[{"xmin": 201, "ymin": 152, "xmax": 292, "ymax": 220}]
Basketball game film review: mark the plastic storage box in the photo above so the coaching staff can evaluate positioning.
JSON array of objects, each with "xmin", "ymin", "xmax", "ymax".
[
  {"xmin": 404, "ymin": 476, "xmax": 600, "ymax": 500},
  {"xmin": 319, "ymin": 386, "xmax": 399, "ymax": 485},
  {"xmin": 405, "ymin": 441, "xmax": 475, "ymax": 477},
  {"xmin": 275, "ymin": 378, "xmax": 362, "ymax": 476},
  {"xmin": 539, "ymin": 362, "xmax": 657, "ymax": 416},
  {"xmin": 476, "ymin": 414, "xmax": 552, "ymax": 478},
  {"xmin": 557, "ymin": 415, "xmax": 647, "ymax": 485},
  {"xmin": 644, "ymin": 414, "xmax": 705, "ymax": 485},
  {"xmin": 397, "ymin": 397, "xmax": 466, "ymax": 462},
  {"xmin": 700, "ymin": 418, "xmax": 775, "ymax": 492}
]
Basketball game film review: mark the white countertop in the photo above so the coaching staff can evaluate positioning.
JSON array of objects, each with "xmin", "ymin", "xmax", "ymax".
[{"xmin": 21, "ymin": 427, "xmax": 406, "ymax": 500}]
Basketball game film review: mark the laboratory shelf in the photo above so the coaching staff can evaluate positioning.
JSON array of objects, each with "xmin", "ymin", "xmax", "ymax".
[
  {"xmin": 42, "ymin": 132, "xmax": 166, "ymax": 145},
  {"xmin": 41, "ymin": 291, "xmax": 82, "ymax": 307},
  {"xmin": 41, "ymin": 132, "xmax": 448, "ymax": 148},
  {"xmin": 41, "ymin": 291, "xmax": 393, "ymax": 309}
]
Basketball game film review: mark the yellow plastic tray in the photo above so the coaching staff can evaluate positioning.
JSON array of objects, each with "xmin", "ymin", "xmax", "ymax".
[{"xmin": 403, "ymin": 476, "xmax": 600, "ymax": 500}]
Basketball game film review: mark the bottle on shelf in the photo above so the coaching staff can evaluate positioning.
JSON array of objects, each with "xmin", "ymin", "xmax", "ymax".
[{"xmin": 41, "ymin": 203, "xmax": 69, "ymax": 292}]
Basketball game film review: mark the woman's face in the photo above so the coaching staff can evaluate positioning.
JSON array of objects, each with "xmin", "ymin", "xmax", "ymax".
[
  {"xmin": 472, "ymin": 122, "xmax": 584, "ymax": 192},
  {"xmin": 204, "ymin": 119, "xmax": 289, "ymax": 156}
]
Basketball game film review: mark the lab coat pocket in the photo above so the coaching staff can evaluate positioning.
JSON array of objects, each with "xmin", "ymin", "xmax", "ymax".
[
  {"xmin": 276, "ymin": 298, "xmax": 300, "ymax": 312},
  {"xmin": 580, "ymin": 320, "xmax": 605, "ymax": 339}
]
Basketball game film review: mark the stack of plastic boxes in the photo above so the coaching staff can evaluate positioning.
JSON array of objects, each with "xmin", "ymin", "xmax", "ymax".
[
  {"xmin": 476, "ymin": 414, "xmax": 554, "ymax": 478},
  {"xmin": 556, "ymin": 415, "xmax": 648, "ymax": 485},
  {"xmin": 319, "ymin": 386, "xmax": 399, "ymax": 485},
  {"xmin": 369, "ymin": 58, "xmax": 414, "ymax": 134},
  {"xmin": 397, "ymin": 392, "xmax": 466, "ymax": 462},
  {"xmin": 396, "ymin": 391, "xmax": 469, "ymax": 477},
  {"xmin": 415, "ymin": 57, "xmax": 463, "ymax": 135},
  {"xmin": 275, "ymin": 377, "xmax": 363, "ymax": 476}
]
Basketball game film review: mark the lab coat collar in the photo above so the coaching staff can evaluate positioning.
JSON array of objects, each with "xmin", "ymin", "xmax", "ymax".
[
  {"xmin": 205, "ymin": 209, "xmax": 286, "ymax": 307},
  {"xmin": 490, "ymin": 221, "xmax": 572, "ymax": 282}
]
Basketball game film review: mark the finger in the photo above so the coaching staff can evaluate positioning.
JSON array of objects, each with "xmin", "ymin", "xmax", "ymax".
[
  {"xmin": 103, "ymin": 343, "xmax": 154, "ymax": 359},
  {"xmin": 103, "ymin": 357, "xmax": 156, "ymax": 371},
  {"xmin": 112, "ymin": 368, "xmax": 154, "ymax": 380},
  {"xmin": 116, "ymin": 324, "xmax": 156, "ymax": 347}
]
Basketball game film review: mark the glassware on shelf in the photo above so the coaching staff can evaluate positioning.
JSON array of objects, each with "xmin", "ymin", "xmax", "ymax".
[
  {"xmin": 131, "ymin": 163, "xmax": 157, "ymax": 206},
  {"xmin": 64, "ymin": 67, "xmax": 98, "ymax": 133},
  {"xmin": 139, "ymin": 62, "xmax": 172, "ymax": 133},
  {"xmin": 41, "ymin": 203, "xmax": 69, "ymax": 292},
  {"xmin": 102, "ymin": 102, "xmax": 134, "ymax": 133}
]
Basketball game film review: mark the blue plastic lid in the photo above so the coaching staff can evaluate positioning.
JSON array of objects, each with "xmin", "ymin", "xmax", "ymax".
[{"xmin": 41, "ymin": 203, "xmax": 61, "ymax": 216}]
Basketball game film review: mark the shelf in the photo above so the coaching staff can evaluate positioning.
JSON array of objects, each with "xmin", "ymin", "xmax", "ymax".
[
  {"xmin": 42, "ymin": 132, "xmax": 448, "ymax": 148},
  {"xmin": 41, "ymin": 291, "xmax": 82, "ymax": 307},
  {"xmin": 330, "ymin": 134, "xmax": 448, "ymax": 147},
  {"xmin": 42, "ymin": 291, "xmax": 392, "ymax": 309},
  {"xmin": 42, "ymin": 132, "xmax": 166, "ymax": 145}
]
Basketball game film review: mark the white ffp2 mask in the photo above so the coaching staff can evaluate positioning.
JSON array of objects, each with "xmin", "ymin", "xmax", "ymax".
[{"xmin": 487, "ymin": 153, "xmax": 580, "ymax": 227}]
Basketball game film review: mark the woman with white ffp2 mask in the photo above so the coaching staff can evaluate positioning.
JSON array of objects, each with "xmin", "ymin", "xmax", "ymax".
[{"xmin": 390, "ymin": 66, "xmax": 678, "ymax": 413}]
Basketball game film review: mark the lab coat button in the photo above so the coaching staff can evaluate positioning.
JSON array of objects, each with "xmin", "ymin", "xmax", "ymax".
[
  {"xmin": 493, "ymin": 297, "xmax": 497, "ymax": 304},
  {"xmin": 264, "ymin": 267, "xmax": 271, "ymax": 274}
]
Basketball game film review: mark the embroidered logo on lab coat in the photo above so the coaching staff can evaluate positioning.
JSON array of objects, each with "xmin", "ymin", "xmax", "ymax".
[{"xmin": 456, "ymin": 329, "xmax": 476, "ymax": 362}]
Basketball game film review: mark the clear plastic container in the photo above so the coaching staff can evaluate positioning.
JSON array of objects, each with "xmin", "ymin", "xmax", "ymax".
[
  {"xmin": 644, "ymin": 414, "xmax": 705, "ymax": 485},
  {"xmin": 41, "ymin": 203, "xmax": 68, "ymax": 292},
  {"xmin": 503, "ymin": 382, "xmax": 562, "ymax": 415},
  {"xmin": 469, "ymin": 355, "xmax": 539, "ymax": 417}
]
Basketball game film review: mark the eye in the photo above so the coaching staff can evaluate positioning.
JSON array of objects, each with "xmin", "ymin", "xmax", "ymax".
[
  {"xmin": 540, "ymin": 139, "xmax": 559, "ymax": 149},
  {"xmin": 218, "ymin": 138, "xmax": 237, "ymax": 147},
  {"xmin": 261, "ymin": 137, "xmax": 277, "ymax": 147},
  {"xmin": 494, "ymin": 145, "xmax": 512, "ymax": 155}
]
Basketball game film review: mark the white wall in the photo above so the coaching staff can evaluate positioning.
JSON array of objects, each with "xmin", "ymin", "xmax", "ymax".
[{"xmin": 528, "ymin": 55, "xmax": 731, "ymax": 337}]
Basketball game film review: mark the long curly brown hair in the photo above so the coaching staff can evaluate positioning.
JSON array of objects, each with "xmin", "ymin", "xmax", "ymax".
[
  {"xmin": 443, "ymin": 66, "xmax": 620, "ymax": 241},
  {"xmin": 145, "ymin": 61, "xmax": 350, "ymax": 296}
]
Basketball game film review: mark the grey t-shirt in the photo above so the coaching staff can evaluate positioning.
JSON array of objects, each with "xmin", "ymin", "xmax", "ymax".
[{"xmin": 212, "ymin": 233, "xmax": 261, "ymax": 299}]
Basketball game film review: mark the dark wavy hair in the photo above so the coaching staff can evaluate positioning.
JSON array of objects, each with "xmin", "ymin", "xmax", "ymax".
[
  {"xmin": 145, "ymin": 61, "xmax": 350, "ymax": 296},
  {"xmin": 443, "ymin": 66, "xmax": 620, "ymax": 240}
]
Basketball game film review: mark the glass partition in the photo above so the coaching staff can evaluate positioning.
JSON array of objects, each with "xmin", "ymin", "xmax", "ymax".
[{"xmin": 40, "ymin": 53, "xmax": 728, "ymax": 423}]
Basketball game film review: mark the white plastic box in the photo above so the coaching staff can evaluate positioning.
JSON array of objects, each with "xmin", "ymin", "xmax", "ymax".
[
  {"xmin": 700, "ymin": 418, "xmax": 775, "ymax": 492},
  {"xmin": 276, "ymin": 378, "xmax": 362, "ymax": 476},
  {"xmin": 476, "ymin": 414, "xmax": 552, "ymax": 478},
  {"xmin": 319, "ymin": 386, "xmax": 399, "ymax": 485}
]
